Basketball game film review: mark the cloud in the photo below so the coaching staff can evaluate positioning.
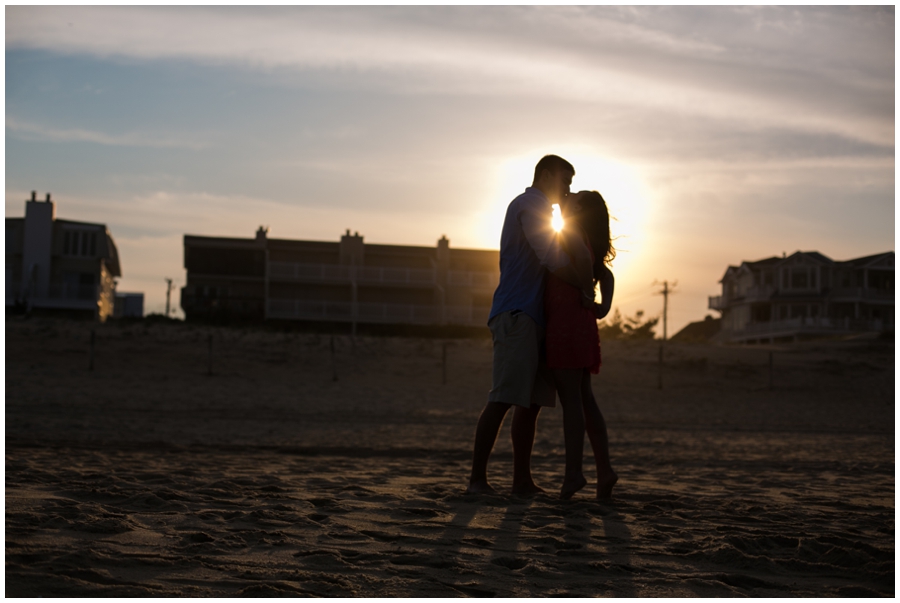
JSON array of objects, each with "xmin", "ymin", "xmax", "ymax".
[
  {"xmin": 6, "ymin": 117, "xmax": 208, "ymax": 150},
  {"xmin": 6, "ymin": 6, "xmax": 893, "ymax": 147}
]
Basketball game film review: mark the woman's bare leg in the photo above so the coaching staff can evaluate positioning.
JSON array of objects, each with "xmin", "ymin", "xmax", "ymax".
[
  {"xmin": 553, "ymin": 368, "xmax": 587, "ymax": 499},
  {"xmin": 581, "ymin": 372, "xmax": 618, "ymax": 499}
]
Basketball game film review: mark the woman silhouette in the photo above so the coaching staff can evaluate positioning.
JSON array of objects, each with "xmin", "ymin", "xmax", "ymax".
[{"xmin": 545, "ymin": 190, "xmax": 619, "ymax": 499}]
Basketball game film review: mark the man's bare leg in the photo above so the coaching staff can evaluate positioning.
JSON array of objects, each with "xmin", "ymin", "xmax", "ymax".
[
  {"xmin": 582, "ymin": 373, "xmax": 617, "ymax": 499},
  {"xmin": 511, "ymin": 403, "xmax": 544, "ymax": 496},
  {"xmin": 467, "ymin": 401, "xmax": 512, "ymax": 494},
  {"xmin": 554, "ymin": 368, "xmax": 587, "ymax": 500}
]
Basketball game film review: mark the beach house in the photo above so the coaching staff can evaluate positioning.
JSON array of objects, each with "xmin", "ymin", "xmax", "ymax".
[
  {"xmin": 5, "ymin": 192, "xmax": 122, "ymax": 321},
  {"xmin": 708, "ymin": 250, "xmax": 894, "ymax": 343},
  {"xmin": 181, "ymin": 228, "xmax": 499, "ymax": 328}
]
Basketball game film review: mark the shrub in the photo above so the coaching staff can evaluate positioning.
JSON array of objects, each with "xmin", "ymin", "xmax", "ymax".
[{"xmin": 598, "ymin": 308, "xmax": 659, "ymax": 340}]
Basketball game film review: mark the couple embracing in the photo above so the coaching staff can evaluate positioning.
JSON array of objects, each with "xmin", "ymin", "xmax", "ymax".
[{"xmin": 467, "ymin": 155, "xmax": 618, "ymax": 500}]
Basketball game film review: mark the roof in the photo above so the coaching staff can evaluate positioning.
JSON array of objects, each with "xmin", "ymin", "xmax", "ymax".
[
  {"xmin": 720, "ymin": 250, "xmax": 893, "ymax": 284},
  {"xmin": 56, "ymin": 218, "xmax": 109, "ymax": 230},
  {"xmin": 744, "ymin": 256, "xmax": 782, "ymax": 268},
  {"xmin": 670, "ymin": 316, "xmax": 721, "ymax": 343},
  {"xmin": 839, "ymin": 251, "xmax": 894, "ymax": 268}
]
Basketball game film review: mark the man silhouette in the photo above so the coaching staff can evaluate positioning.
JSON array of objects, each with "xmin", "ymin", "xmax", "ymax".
[{"xmin": 467, "ymin": 155, "xmax": 594, "ymax": 495}]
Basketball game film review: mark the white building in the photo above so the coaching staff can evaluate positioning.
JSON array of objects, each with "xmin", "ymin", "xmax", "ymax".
[
  {"xmin": 709, "ymin": 250, "xmax": 894, "ymax": 343},
  {"xmin": 6, "ymin": 192, "xmax": 122, "ymax": 321}
]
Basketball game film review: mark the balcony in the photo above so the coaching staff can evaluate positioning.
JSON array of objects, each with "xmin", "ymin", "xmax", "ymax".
[
  {"xmin": 7, "ymin": 282, "xmax": 99, "ymax": 310},
  {"xmin": 725, "ymin": 316, "xmax": 890, "ymax": 342},
  {"xmin": 268, "ymin": 261, "xmax": 435, "ymax": 285},
  {"xmin": 829, "ymin": 287, "xmax": 895, "ymax": 302},
  {"xmin": 267, "ymin": 299, "xmax": 490, "ymax": 326},
  {"xmin": 708, "ymin": 295, "xmax": 724, "ymax": 311},
  {"xmin": 742, "ymin": 285, "xmax": 775, "ymax": 301},
  {"xmin": 447, "ymin": 270, "xmax": 499, "ymax": 289},
  {"xmin": 268, "ymin": 261, "xmax": 498, "ymax": 289}
]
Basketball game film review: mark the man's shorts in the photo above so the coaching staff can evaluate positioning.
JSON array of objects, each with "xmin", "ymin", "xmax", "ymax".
[{"xmin": 487, "ymin": 310, "xmax": 557, "ymax": 409}]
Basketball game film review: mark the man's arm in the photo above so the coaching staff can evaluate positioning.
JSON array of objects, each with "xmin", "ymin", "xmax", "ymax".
[
  {"xmin": 594, "ymin": 264, "xmax": 614, "ymax": 319},
  {"xmin": 519, "ymin": 203, "xmax": 593, "ymax": 299},
  {"xmin": 552, "ymin": 227, "xmax": 595, "ymax": 303}
]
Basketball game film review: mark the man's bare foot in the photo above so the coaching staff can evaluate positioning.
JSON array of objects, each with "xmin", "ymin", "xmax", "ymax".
[
  {"xmin": 596, "ymin": 470, "xmax": 618, "ymax": 500},
  {"xmin": 466, "ymin": 479, "xmax": 498, "ymax": 495},
  {"xmin": 559, "ymin": 473, "xmax": 587, "ymax": 500},
  {"xmin": 511, "ymin": 481, "xmax": 546, "ymax": 497}
]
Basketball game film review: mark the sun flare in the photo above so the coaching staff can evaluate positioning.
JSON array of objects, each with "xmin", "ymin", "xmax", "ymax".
[
  {"xmin": 551, "ymin": 203, "xmax": 564, "ymax": 232},
  {"xmin": 480, "ymin": 152, "xmax": 651, "ymax": 270}
]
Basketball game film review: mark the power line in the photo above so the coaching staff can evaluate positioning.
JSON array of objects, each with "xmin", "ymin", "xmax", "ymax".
[{"xmin": 610, "ymin": 288, "xmax": 655, "ymax": 307}]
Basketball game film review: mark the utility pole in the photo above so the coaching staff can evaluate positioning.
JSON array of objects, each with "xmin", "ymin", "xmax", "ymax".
[
  {"xmin": 652, "ymin": 279, "xmax": 677, "ymax": 390},
  {"xmin": 653, "ymin": 280, "xmax": 678, "ymax": 341},
  {"xmin": 164, "ymin": 278, "xmax": 174, "ymax": 317}
]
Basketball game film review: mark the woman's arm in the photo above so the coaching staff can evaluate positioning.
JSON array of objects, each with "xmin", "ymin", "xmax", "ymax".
[{"xmin": 594, "ymin": 265, "xmax": 614, "ymax": 319}]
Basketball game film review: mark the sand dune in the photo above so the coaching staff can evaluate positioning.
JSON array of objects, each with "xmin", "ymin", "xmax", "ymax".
[{"xmin": 6, "ymin": 318, "xmax": 894, "ymax": 596}]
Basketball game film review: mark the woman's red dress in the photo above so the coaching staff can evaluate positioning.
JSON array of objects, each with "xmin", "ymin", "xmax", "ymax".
[{"xmin": 544, "ymin": 233, "xmax": 602, "ymax": 374}]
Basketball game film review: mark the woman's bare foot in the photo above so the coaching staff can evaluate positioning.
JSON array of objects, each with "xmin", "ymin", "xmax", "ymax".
[
  {"xmin": 559, "ymin": 473, "xmax": 587, "ymax": 500},
  {"xmin": 466, "ymin": 479, "xmax": 498, "ymax": 495},
  {"xmin": 596, "ymin": 470, "xmax": 618, "ymax": 500},
  {"xmin": 511, "ymin": 480, "xmax": 546, "ymax": 497}
]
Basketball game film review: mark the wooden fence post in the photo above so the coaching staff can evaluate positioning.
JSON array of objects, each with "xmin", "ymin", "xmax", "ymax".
[
  {"xmin": 657, "ymin": 343, "xmax": 663, "ymax": 390},
  {"xmin": 89, "ymin": 329, "xmax": 95, "ymax": 371},
  {"xmin": 331, "ymin": 335, "xmax": 338, "ymax": 382}
]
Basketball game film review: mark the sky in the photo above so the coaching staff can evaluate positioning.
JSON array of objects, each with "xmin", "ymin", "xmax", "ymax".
[{"xmin": 5, "ymin": 6, "xmax": 895, "ymax": 333}]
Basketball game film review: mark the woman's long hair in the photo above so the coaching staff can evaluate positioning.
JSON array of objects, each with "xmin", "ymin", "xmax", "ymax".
[{"xmin": 573, "ymin": 191, "xmax": 615, "ymax": 281}]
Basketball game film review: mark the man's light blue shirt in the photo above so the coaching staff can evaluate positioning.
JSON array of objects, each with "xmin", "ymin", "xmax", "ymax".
[{"xmin": 488, "ymin": 187, "xmax": 570, "ymax": 327}]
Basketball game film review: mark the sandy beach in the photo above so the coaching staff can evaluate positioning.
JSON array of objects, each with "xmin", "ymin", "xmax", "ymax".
[{"xmin": 5, "ymin": 317, "xmax": 894, "ymax": 597}]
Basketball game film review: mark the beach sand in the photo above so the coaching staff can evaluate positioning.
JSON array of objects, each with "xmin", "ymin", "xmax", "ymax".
[{"xmin": 6, "ymin": 318, "xmax": 895, "ymax": 596}]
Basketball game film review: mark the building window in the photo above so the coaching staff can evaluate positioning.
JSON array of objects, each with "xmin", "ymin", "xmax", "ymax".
[
  {"xmin": 841, "ymin": 272, "xmax": 851, "ymax": 288},
  {"xmin": 63, "ymin": 230, "xmax": 97, "ymax": 257},
  {"xmin": 791, "ymin": 269, "xmax": 808, "ymax": 289},
  {"xmin": 6, "ymin": 226, "xmax": 17, "ymax": 253}
]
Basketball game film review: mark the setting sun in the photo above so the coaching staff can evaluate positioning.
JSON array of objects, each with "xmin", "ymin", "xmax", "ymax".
[{"xmin": 551, "ymin": 203, "xmax": 564, "ymax": 232}]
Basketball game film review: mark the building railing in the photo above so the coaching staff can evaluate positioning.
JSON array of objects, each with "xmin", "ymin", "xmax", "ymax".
[
  {"xmin": 447, "ymin": 270, "xmax": 499, "ymax": 289},
  {"xmin": 46, "ymin": 283, "xmax": 99, "ymax": 300},
  {"xmin": 267, "ymin": 299, "xmax": 491, "ymax": 326},
  {"xmin": 742, "ymin": 285, "xmax": 776, "ymax": 300},
  {"xmin": 6, "ymin": 281, "xmax": 99, "ymax": 310},
  {"xmin": 357, "ymin": 266, "xmax": 435, "ymax": 285},
  {"xmin": 712, "ymin": 286, "xmax": 894, "ymax": 310},
  {"xmin": 730, "ymin": 316, "xmax": 888, "ymax": 337},
  {"xmin": 268, "ymin": 262, "xmax": 435, "ymax": 285},
  {"xmin": 269, "ymin": 262, "xmax": 353, "ymax": 282},
  {"xmin": 6, "ymin": 282, "xmax": 98, "ymax": 302},
  {"xmin": 829, "ymin": 287, "xmax": 894, "ymax": 302},
  {"xmin": 268, "ymin": 261, "xmax": 498, "ymax": 289}
]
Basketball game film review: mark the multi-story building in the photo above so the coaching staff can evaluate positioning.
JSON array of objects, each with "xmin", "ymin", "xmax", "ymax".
[
  {"xmin": 6, "ymin": 192, "xmax": 122, "ymax": 321},
  {"xmin": 181, "ymin": 228, "xmax": 499, "ymax": 328},
  {"xmin": 708, "ymin": 250, "xmax": 894, "ymax": 343}
]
